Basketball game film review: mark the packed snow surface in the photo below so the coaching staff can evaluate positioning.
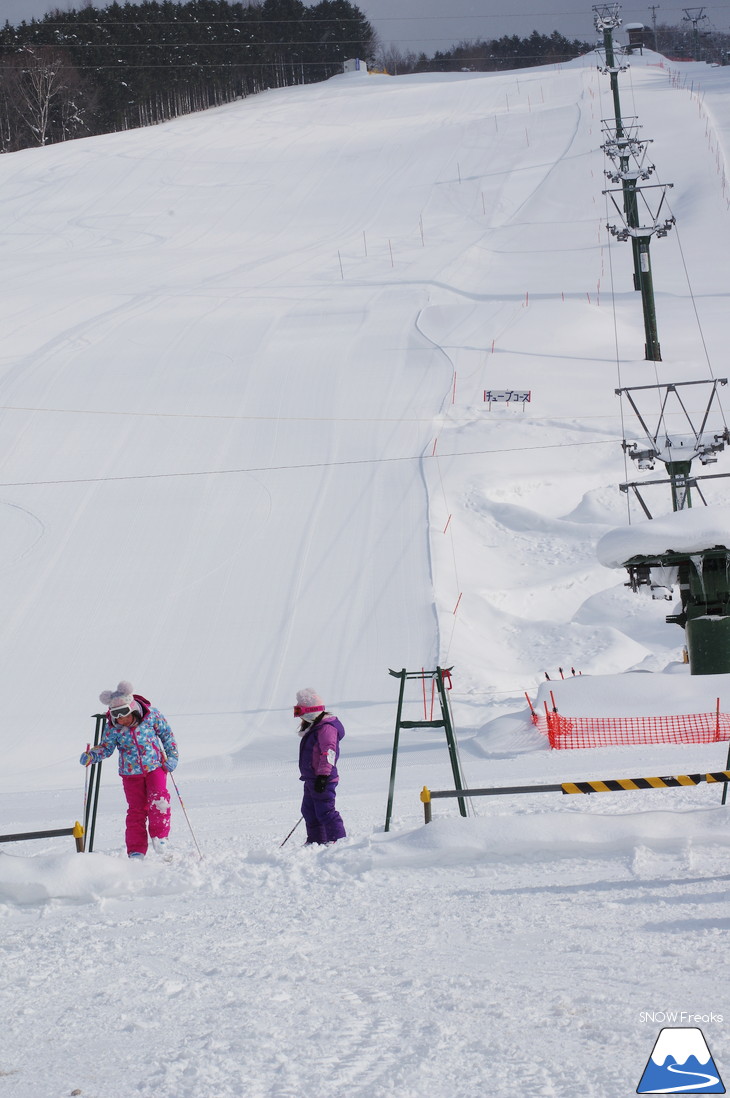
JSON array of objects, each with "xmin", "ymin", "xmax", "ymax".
[
  {"xmin": 1, "ymin": 52, "xmax": 729, "ymax": 1098},
  {"xmin": 535, "ymin": 668, "xmax": 730, "ymax": 717}
]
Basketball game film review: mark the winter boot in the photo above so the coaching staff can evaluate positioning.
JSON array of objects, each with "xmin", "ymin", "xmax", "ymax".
[{"xmin": 152, "ymin": 837, "xmax": 173, "ymax": 861}]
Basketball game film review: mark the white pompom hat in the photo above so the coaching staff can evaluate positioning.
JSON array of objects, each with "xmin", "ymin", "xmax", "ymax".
[
  {"xmin": 99, "ymin": 680, "xmax": 139, "ymax": 714},
  {"xmin": 294, "ymin": 687, "xmax": 325, "ymax": 721}
]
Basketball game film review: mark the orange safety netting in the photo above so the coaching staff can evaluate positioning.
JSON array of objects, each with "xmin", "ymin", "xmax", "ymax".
[{"xmin": 532, "ymin": 710, "xmax": 730, "ymax": 749}]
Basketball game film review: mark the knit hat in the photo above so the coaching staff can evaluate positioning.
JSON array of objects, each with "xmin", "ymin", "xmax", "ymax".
[
  {"xmin": 294, "ymin": 687, "xmax": 325, "ymax": 721},
  {"xmin": 99, "ymin": 680, "xmax": 138, "ymax": 714}
]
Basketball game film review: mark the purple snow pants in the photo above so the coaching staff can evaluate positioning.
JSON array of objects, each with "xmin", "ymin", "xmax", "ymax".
[
  {"xmin": 301, "ymin": 782, "xmax": 346, "ymax": 844},
  {"xmin": 122, "ymin": 767, "xmax": 171, "ymax": 856}
]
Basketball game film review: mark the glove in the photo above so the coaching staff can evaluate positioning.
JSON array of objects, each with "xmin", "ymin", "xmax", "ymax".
[
  {"xmin": 164, "ymin": 756, "xmax": 178, "ymax": 773},
  {"xmin": 79, "ymin": 751, "xmax": 95, "ymax": 767},
  {"xmin": 314, "ymin": 774, "xmax": 328, "ymax": 794}
]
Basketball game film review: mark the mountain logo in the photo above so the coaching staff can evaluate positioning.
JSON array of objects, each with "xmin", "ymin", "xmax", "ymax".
[{"xmin": 637, "ymin": 1027, "xmax": 725, "ymax": 1093}]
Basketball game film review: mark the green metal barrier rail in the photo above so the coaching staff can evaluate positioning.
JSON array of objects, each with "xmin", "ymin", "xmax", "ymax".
[{"xmin": 0, "ymin": 822, "xmax": 85, "ymax": 852}]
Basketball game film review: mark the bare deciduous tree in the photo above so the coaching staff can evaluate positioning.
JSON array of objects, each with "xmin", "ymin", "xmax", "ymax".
[{"xmin": 1, "ymin": 45, "xmax": 86, "ymax": 148}]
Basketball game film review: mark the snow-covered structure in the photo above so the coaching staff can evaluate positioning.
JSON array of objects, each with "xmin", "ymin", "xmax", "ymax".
[
  {"xmin": 624, "ymin": 22, "xmax": 647, "ymax": 52},
  {"xmin": 598, "ymin": 506, "xmax": 730, "ymax": 674}
]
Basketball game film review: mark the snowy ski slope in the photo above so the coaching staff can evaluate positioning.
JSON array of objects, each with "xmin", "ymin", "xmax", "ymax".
[{"xmin": 1, "ymin": 52, "xmax": 730, "ymax": 1098}]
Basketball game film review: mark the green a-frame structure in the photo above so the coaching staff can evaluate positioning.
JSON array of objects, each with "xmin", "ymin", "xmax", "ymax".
[{"xmin": 384, "ymin": 667, "xmax": 467, "ymax": 832}]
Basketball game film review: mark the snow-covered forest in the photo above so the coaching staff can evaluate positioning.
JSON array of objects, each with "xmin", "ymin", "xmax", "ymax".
[{"xmin": 0, "ymin": 0, "xmax": 377, "ymax": 148}]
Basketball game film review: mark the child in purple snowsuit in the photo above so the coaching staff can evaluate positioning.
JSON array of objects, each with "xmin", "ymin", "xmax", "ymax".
[
  {"xmin": 295, "ymin": 688, "xmax": 346, "ymax": 845},
  {"xmin": 80, "ymin": 680, "xmax": 178, "ymax": 859}
]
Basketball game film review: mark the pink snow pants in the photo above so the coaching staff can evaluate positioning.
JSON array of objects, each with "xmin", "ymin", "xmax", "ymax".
[{"xmin": 122, "ymin": 767, "xmax": 171, "ymax": 856}]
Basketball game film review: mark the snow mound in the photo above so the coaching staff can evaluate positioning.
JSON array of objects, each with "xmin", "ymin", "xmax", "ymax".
[
  {"xmin": 598, "ymin": 505, "xmax": 730, "ymax": 568},
  {"xmin": 4, "ymin": 807, "xmax": 729, "ymax": 910}
]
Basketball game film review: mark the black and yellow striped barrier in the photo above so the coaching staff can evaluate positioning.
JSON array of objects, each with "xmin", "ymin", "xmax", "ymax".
[
  {"xmin": 420, "ymin": 772, "xmax": 730, "ymax": 823},
  {"xmin": 562, "ymin": 771, "xmax": 730, "ymax": 794}
]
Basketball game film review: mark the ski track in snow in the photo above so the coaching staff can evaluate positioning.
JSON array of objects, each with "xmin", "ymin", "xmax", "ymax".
[{"xmin": 1, "ymin": 813, "xmax": 729, "ymax": 1098}]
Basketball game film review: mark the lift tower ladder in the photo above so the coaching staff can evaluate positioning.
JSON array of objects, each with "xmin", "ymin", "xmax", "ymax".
[{"xmin": 384, "ymin": 667, "xmax": 467, "ymax": 832}]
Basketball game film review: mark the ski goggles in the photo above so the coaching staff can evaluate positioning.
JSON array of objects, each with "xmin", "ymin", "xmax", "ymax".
[{"xmin": 110, "ymin": 705, "xmax": 133, "ymax": 720}]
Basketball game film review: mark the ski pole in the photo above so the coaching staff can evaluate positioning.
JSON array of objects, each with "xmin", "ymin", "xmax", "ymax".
[
  {"xmin": 81, "ymin": 743, "xmax": 90, "ymax": 852},
  {"xmin": 154, "ymin": 734, "xmax": 203, "ymax": 860},
  {"xmin": 280, "ymin": 816, "xmax": 303, "ymax": 848},
  {"xmin": 169, "ymin": 772, "xmax": 203, "ymax": 861},
  {"xmin": 85, "ymin": 714, "xmax": 106, "ymax": 853}
]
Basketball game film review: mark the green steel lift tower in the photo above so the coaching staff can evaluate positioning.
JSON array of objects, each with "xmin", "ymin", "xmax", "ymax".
[{"xmin": 616, "ymin": 380, "xmax": 730, "ymax": 673}]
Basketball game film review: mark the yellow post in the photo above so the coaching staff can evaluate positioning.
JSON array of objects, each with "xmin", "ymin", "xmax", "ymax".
[
  {"xmin": 420, "ymin": 786, "xmax": 432, "ymax": 824},
  {"xmin": 73, "ymin": 821, "xmax": 85, "ymax": 853}
]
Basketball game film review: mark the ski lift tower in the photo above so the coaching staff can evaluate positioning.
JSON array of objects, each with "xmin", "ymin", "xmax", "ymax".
[
  {"xmin": 594, "ymin": 3, "xmax": 641, "ymax": 288},
  {"xmin": 601, "ymin": 120, "xmax": 656, "ymax": 296},
  {"xmin": 612, "ymin": 379, "xmax": 730, "ymax": 673},
  {"xmin": 683, "ymin": 7, "xmax": 708, "ymax": 59},
  {"xmin": 603, "ymin": 161, "xmax": 674, "ymax": 361},
  {"xmin": 595, "ymin": 4, "xmax": 676, "ymax": 360},
  {"xmin": 596, "ymin": 4, "xmax": 675, "ymax": 360},
  {"xmin": 593, "ymin": 5, "xmax": 625, "ymax": 136}
]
